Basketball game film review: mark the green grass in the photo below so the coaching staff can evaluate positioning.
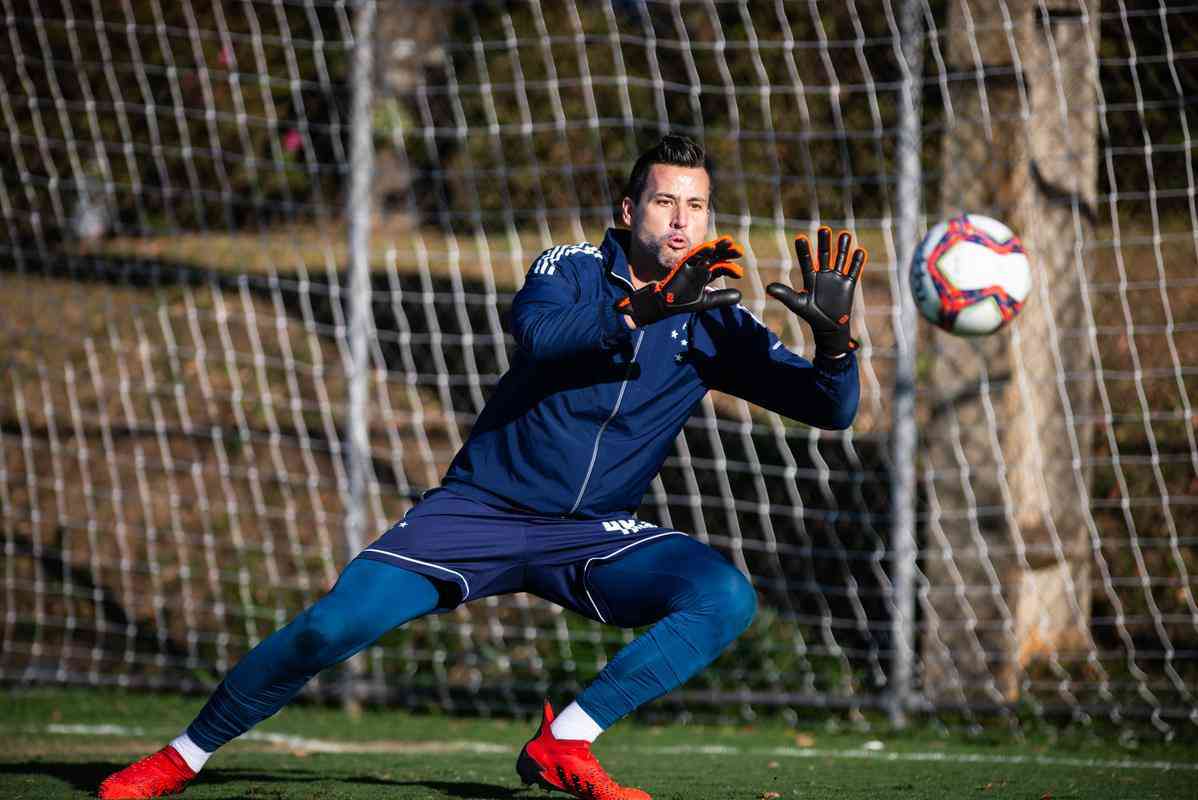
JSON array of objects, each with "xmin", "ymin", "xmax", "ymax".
[{"xmin": 2, "ymin": 688, "xmax": 1197, "ymax": 799}]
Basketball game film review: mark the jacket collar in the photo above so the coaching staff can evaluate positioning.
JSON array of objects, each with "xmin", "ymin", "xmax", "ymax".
[{"xmin": 601, "ymin": 228, "xmax": 635, "ymax": 292}]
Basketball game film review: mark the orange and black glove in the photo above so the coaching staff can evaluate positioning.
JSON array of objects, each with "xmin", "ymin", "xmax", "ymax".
[
  {"xmin": 767, "ymin": 226, "xmax": 866, "ymax": 357},
  {"xmin": 616, "ymin": 235, "xmax": 744, "ymax": 326}
]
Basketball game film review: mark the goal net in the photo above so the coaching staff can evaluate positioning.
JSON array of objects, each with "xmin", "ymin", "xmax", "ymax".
[{"xmin": 2, "ymin": 0, "xmax": 1195, "ymax": 734}]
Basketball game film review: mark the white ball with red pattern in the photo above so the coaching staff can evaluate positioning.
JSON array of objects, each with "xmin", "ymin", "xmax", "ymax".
[{"xmin": 909, "ymin": 214, "xmax": 1032, "ymax": 336}]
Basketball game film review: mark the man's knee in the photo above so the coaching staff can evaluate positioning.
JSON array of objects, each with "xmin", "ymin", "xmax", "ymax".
[
  {"xmin": 721, "ymin": 567, "xmax": 758, "ymax": 640},
  {"xmin": 692, "ymin": 562, "xmax": 757, "ymax": 648},
  {"xmin": 291, "ymin": 601, "xmax": 362, "ymax": 670}
]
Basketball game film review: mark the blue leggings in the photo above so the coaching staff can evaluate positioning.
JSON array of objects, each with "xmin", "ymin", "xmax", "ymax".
[{"xmin": 187, "ymin": 536, "xmax": 755, "ymax": 750}]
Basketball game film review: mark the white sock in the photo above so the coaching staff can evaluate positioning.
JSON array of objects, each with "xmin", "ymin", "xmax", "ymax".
[
  {"xmin": 169, "ymin": 732, "xmax": 212, "ymax": 773},
  {"xmin": 550, "ymin": 701, "xmax": 605, "ymax": 743}
]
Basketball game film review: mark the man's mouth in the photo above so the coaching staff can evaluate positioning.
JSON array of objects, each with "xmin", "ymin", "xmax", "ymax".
[{"xmin": 666, "ymin": 235, "xmax": 689, "ymax": 250}]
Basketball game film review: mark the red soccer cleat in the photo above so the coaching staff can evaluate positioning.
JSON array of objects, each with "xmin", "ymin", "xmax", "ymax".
[
  {"xmin": 97, "ymin": 745, "xmax": 197, "ymax": 799},
  {"xmin": 517, "ymin": 700, "xmax": 651, "ymax": 800}
]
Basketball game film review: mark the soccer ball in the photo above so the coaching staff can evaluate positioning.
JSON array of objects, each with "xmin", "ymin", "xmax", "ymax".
[{"xmin": 909, "ymin": 214, "xmax": 1032, "ymax": 336}]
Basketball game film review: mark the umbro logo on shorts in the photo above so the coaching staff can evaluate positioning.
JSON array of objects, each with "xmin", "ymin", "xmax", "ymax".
[{"xmin": 601, "ymin": 519, "xmax": 658, "ymax": 534}]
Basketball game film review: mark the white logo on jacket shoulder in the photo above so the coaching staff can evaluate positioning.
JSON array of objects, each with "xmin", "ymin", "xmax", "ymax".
[{"xmin": 602, "ymin": 519, "xmax": 658, "ymax": 534}]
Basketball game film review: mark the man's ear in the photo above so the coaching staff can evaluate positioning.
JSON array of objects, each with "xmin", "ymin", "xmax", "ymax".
[{"xmin": 620, "ymin": 196, "xmax": 634, "ymax": 227}]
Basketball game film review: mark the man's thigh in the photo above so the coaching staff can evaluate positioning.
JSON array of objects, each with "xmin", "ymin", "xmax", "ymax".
[
  {"xmin": 359, "ymin": 488, "xmax": 525, "ymax": 606},
  {"xmin": 523, "ymin": 514, "xmax": 731, "ymax": 627},
  {"xmin": 583, "ymin": 534, "xmax": 739, "ymax": 628}
]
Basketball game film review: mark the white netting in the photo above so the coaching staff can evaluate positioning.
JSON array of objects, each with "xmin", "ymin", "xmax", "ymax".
[{"xmin": 1, "ymin": 0, "xmax": 1195, "ymax": 734}]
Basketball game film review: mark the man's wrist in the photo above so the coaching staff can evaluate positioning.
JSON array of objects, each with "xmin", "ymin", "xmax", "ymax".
[
  {"xmin": 814, "ymin": 331, "xmax": 851, "ymax": 357},
  {"xmin": 813, "ymin": 347, "xmax": 857, "ymax": 371}
]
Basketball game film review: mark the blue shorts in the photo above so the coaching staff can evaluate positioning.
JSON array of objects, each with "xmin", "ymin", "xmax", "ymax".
[{"xmin": 357, "ymin": 487, "xmax": 687, "ymax": 622}]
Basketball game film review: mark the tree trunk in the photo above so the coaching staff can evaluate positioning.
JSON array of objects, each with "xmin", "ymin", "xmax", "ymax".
[
  {"xmin": 373, "ymin": 1, "xmax": 447, "ymax": 223},
  {"xmin": 921, "ymin": 0, "xmax": 1097, "ymax": 705}
]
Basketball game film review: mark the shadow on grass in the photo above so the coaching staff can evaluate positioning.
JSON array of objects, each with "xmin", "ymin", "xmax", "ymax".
[
  {"xmin": 0, "ymin": 761, "xmax": 315, "ymax": 796},
  {"xmin": 0, "ymin": 761, "xmax": 538, "ymax": 799},
  {"xmin": 351, "ymin": 774, "xmax": 533, "ymax": 798}
]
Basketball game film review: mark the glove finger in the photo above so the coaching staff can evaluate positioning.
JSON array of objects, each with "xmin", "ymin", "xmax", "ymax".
[
  {"xmin": 696, "ymin": 287, "xmax": 742, "ymax": 312},
  {"xmin": 712, "ymin": 236, "xmax": 745, "ymax": 262},
  {"xmin": 834, "ymin": 231, "xmax": 852, "ymax": 274},
  {"xmin": 707, "ymin": 260, "xmax": 744, "ymax": 281},
  {"xmin": 848, "ymin": 247, "xmax": 867, "ymax": 282},
  {"xmin": 667, "ymin": 240, "xmax": 721, "ymax": 296},
  {"xmin": 817, "ymin": 226, "xmax": 832, "ymax": 271},
  {"xmin": 706, "ymin": 239, "xmax": 731, "ymax": 265},
  {"xmin": 793, "ymin": 235, "xmax": 815, "ymax": 292},
  {"xmin": 678, "ymin": 238, "xmax": 718, "ymax": 272},
  {"xmin": 766, "ymin": 282, "xmax": 808, "ymax": 316}
]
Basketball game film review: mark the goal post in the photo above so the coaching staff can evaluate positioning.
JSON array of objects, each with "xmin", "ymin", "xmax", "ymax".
[{"xmin": 1, "ymin": 0, "xmax": 1195, "ymax": 735}]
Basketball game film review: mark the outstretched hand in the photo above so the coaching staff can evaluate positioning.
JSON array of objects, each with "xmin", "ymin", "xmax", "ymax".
[
  {"xmin": 767, "ymin": 226, "xmax": 866, "ymax": 357},
  {"xmin": 616, "ymin": 235, "xmax": 745, "ymax": 326}
]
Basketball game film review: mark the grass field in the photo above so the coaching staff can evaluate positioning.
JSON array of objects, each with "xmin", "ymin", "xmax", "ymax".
[{"xmin": 2, "ymin": 688, "xmax": 1196, "ymax": 799}]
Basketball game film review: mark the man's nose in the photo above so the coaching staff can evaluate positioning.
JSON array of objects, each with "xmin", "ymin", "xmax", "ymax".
[{"xmin": 671, "ymin": 205, "xmax": 688, "ymax": 227}]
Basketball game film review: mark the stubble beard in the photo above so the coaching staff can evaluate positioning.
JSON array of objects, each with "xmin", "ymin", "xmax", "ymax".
[{"xmin": 631, "ymin": 229, "xmax": 682, "ymax": 282}]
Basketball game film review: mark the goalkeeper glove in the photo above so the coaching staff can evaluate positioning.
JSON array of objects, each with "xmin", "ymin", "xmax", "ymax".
[
  {"xmin": 616, "ymin": 235, "xmax": 744, "ymax": 326},
  {"xmin": 767, "ymin": 226, "xmax": 866, "ymax": 357}
]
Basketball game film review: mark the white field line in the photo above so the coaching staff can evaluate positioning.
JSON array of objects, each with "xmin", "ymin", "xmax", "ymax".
[
  {"xmin": 40, "ymin": 723, "xmax": 1198, "ymax": 772},
  {"xmin": 647, "ymin": 744, "xmax": 1198, "ymax": 772}
]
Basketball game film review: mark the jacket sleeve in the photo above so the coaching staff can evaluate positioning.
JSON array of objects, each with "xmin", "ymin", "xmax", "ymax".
[
  {"xmin": 695, "ymin": 305, "xmax": 859, "ymax": 430},
  {"xmin": 510, "ymin": 250, "xmax": 632, "ymax": 362}
]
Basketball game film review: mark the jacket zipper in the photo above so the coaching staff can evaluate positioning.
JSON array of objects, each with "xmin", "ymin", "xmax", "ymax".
[{"xmin": 568, "ymin": 330, "xmax": 645, "ymax": 514}]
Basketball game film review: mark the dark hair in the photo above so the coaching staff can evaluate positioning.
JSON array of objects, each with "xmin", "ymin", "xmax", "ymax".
[{"xmin": 622, "ymin": 133, "xmax": 714, "ymax": 207}]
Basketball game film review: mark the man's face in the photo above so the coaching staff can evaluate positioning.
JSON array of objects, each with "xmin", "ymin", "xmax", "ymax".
[{"xmin": 621, "ymin": 164, "xmax": 711, "ymax": 277}]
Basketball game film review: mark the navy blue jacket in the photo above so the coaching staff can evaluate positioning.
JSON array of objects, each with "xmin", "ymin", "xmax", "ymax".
[{"xmin": 442, "ymin": 228, "xmax": 860, "ymax": 518}]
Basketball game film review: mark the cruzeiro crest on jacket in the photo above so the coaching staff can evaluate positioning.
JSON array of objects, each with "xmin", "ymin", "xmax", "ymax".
[
  {"xmin": 669, "ymin": 319, "xmax": 693, "ymax": 365},
  {"xmin": 601, "ymin": 518, "xmax": 659, "ymax": 534},
  {"xmin": 527, "ymin": 243, "xmax": 603, "ymax": 276}
]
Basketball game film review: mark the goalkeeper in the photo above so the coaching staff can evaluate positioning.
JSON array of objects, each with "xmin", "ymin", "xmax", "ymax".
[{"xmin": 100, "ymin": 134, "xmax": 865, "ymax": 800}]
